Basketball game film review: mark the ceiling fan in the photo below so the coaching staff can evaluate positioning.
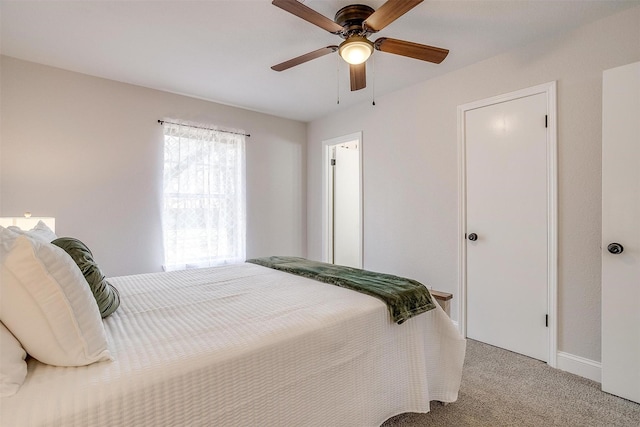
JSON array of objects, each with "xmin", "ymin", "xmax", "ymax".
[{"xmin": 271, "ymin": 0, "xmax": 449, "ymax": 91}]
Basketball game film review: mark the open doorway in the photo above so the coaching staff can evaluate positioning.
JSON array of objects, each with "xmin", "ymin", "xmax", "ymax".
[{"xmin": 323, "ymin": 132, "xmax": 363, "ymax": 268}]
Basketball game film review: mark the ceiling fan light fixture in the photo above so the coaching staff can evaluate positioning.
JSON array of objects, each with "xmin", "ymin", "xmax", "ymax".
[{"xmin": 339, "ymin": 36, "xmax": 374, "ymax": 65}]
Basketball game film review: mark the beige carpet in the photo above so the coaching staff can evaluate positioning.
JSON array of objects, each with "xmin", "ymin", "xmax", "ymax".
[{"xmin": 382, "ymin": 339, "xmax": 640, "ymax": 426}]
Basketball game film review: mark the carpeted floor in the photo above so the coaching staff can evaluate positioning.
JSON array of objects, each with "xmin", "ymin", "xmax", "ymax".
[{"xmin": 382, "ymin": 339, "xmax": 640, "ymax": 426}]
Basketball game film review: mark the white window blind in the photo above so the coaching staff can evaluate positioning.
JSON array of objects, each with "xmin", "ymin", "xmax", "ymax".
[{"xmin": 162, "ymin": 121, "xmax": 246, "ymax": 271}]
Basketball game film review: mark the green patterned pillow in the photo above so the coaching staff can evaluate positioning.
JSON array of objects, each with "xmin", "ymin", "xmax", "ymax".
[{"xmin": 51, "ymin": 237, "xmax": 120, "ymax": 318}]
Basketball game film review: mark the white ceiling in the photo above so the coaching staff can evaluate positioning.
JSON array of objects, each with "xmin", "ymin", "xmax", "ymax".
[{"xmin": 1, "ymin": 0, "xmax": 637, "ymax": 122}]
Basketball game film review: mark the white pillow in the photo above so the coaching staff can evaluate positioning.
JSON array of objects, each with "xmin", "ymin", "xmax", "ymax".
[
  {"xmin": 7, "ymin": 220, "xmax": 58, "ymax": 242},
  {"xmin": 0, "ymin": 321, "xmax": 27, "ymax": 397},
  {"xmin": 0, "ymin": 230, "xmax": 112, "ymax": 367}
]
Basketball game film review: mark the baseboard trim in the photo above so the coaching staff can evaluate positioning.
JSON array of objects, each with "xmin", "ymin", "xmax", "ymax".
[
  {"xmin": 458, "ymin": 331, "xmax": 602, "ymax": 383},
  {"xmin": 556, "ymin": 351, "xmax": 601, "ymax": 383}
]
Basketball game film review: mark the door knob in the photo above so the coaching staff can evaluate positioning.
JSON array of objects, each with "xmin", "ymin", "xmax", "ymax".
[
  {"xmin": 607, "ymin": 243, "xmax": 624, "ymax": 254},
  {"xmin": 468, "ymin": 233, "xmax": 478, "ymax": 241}
]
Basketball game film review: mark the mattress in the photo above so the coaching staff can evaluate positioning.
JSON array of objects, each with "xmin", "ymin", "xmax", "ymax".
[{"xmin": 0, "ymin": 263, "xmax": 466, "ymax": 427}]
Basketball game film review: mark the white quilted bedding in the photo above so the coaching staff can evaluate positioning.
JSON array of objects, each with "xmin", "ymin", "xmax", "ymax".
[{"xmin": 0, "ymin": 263, "xmax": 465, "ymax": 427}]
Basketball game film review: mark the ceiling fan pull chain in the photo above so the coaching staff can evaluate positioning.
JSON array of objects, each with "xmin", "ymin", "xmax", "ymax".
[
  {"xmin": 372, "ymin": 55, "xmax": 376, "ymax": 106},
  {"xmin": 337, "ymin": 55, "xmax": 341, "ymax": 105}
]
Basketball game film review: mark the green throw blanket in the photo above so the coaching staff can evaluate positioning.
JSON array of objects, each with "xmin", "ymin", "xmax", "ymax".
[{"xmin": 246, "ymin": 256, "xmax": 435, "ymax": 324}]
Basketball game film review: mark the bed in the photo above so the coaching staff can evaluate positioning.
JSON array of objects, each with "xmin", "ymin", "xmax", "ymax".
[{"xmin": 1, "ymin": 260, "xmax": 465, "ymax": 426}]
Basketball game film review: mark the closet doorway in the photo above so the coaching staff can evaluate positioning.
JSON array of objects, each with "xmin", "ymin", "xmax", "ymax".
[
  {"xmin": 458, "ymin": 83, "xmax": 557, "ymax": 365},
  {"xmin": 323, "ymin": 132, "xmax": 363, "ymax": 268}
]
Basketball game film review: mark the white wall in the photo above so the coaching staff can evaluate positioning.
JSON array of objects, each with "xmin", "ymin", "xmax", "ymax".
[
  {"xmin": 1, "ymin": 56, "xmax": 307, "ymax": 277},
  {"xmin": 307, "ymin": 7, "xmax": 640, "ymax": 362}
]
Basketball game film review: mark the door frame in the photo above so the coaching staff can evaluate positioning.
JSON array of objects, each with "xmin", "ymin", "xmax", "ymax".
[
  {"xmin": 322, "ymin": 132, "xmax": 363, "ymax": 267},
  {"xmin": 457, "ymin": 82, "xmax": 558, "ymax": 367}
]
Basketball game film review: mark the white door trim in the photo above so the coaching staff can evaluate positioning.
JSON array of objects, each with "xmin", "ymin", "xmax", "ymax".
[
  {"xmin": 457, "ymin": 82, "xmax": 558, "ymax": 367},
  {"xmin": 322, "ymin": 132, "xmax": 363, "ymax": 267}
]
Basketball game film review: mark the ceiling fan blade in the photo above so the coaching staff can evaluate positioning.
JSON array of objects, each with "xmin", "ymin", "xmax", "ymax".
[
  {"xmin": 364, "ymin": 0, "xmax": 423, "ymax": 32},
  {"xmin": 350, "ymin": 63, "xmax": 366, "ymax": 91},
  {"xmin": 272, "ymin": 0, "xmax": 343, "ymax": 34},
  {"xmin": 271, "ymin": 46, "xmax": 339, "ymax": 72},
  {"xmin": 375, "ymin": 37, "xmax": 449, "ymax": 63}
]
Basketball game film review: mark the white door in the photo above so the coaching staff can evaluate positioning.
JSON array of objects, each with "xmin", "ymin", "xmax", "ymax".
[
  {"xmin": 464, "ymin": 91, "xmax": 551, "ymax": 362},
  {"xmin": 333, "ymin": 143, "xmax": 361, "ymax": 267},
  {"xmin": 601, "ymin": 61, "xmax": 640, "ymax": 403}
]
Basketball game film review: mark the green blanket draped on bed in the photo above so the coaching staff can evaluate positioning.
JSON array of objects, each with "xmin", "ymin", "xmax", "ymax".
[{"xmin": 246, "ymin": 256, "xmax": 436, "ymax": 324}]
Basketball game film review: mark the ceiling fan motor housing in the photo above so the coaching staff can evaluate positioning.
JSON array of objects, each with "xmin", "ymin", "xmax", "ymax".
[{"xmin": 334, "ymin": 4, "xmax": 375, "ymax": 38}]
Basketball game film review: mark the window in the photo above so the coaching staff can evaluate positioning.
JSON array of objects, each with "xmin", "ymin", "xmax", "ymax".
[{"xmin": 161, "ymin": 121, "xmax": 246, "ymax": 270}]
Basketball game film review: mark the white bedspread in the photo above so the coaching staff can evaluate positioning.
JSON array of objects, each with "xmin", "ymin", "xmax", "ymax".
[{"xmin": 0, "ymin": 263, "xmax": 465, "ymax": 427}]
